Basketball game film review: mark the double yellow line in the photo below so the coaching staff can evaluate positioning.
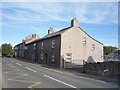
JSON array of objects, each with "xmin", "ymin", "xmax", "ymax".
[{"xmin": 29, "ymin": 63, "xmax": 92, "ymax": 80}]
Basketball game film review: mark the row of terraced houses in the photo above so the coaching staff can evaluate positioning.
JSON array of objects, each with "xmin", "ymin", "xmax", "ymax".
[{"xmin": 14, "ymin": 18, "xmax": 103, "ymax": 68}]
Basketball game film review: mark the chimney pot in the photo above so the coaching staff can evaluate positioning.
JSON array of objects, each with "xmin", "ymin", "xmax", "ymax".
[{"xmin": 48, "ymin": 27, "xmax": 54, "ymax": 34}]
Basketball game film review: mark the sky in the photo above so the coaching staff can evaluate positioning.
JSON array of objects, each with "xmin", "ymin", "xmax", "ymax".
[{"xmin": 0, "ymin": 2, "xmax": 118, "ymax": 47}]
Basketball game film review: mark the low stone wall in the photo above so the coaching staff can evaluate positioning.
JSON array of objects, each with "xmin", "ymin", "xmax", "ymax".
[{"xmin": 83, "ymin": 61, "xmax": 120, "ymax": 76}]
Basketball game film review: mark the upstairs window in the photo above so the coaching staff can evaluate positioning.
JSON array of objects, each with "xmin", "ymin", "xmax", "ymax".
[
  {"xmin": 14, "ymin": 47, "xmax": 18, "ymax": 50},
  {"xmin": 34, "ymin": 43, "xmax": 36, "ymax": 46},
  {"xmin": 83, "ymin": 37, "xmax": 87, "ymax": 44},
  {"xmin": 24, "ymin": 46, "xmax": 28, "ymax": 50},
  {"xmin": 34, "ymin": 43, "xmax": 36, "ymax": 50},
  {"xmin": 41, "ymin": 42, "xmax": 43, "ymax": 49},
  {"xmin": 52, "ymin": 40, "xmax": 55, "ymax": 48},
  {"xmin": 92, "ymin": 44, "xmax": 95, "ymax": 50}
]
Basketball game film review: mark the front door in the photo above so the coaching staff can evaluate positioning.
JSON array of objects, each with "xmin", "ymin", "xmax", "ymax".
[{"xmin": 45, "ymin": 53, "xmax": 48, "ymax": 64}]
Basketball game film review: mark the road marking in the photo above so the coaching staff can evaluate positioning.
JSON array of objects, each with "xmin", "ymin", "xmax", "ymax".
[
  {"xmin": 8, "ymin": 78, "xmax": 39, "ymax": 83},
  {"xmin": 4, "ymin": 58, "xmax": 41, "ymax": 88},
  {"xmin": 44, "ymin": 75, "xmax": 78, "ymax": 89},
  {"xmin": 7, "ymin": 74, "xmax": 29, "ymax": 80},
  {"xmin": 5, "ymin": 69, "xmax": 41, "ymax": 88},
  {"xmin": 4, "ymin": 69, "xmax": 20, "ymax": 74},
  {"xmin": 25, "ymin": 67, "xmax": 37, "ymax": 72},
  {"xmin": 28, "ymin": 82, "xmax": 42, "ymax": 88},
  {"xmin": 14, "ymin": 59, "xmax": 106, "ymax": 84},
  {"xmin": 12, "ymin": 58, "xmax": 23, "ymax": 63},
  {"xmin": 29, "ymin": 63, "xmax": 92, "ymax": 80},
  {"xmin": 7, "ymin": 58, "xmax": 15, "ymax": 63},
  {"xmin": 16, "ymin": 63, "xmax": 22, "ymax": 66},
  {"xmin": 2, "ymin": 64, "xmax": 12, "ymax": 67},
  {"xmin": 11, "ymin": 60, "xmax": 15, "ymax": 63}
]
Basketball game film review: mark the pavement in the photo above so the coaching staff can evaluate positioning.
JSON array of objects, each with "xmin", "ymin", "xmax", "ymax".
[{"xmin": 1, "ymin": 57, "xmax": 119, "ymax": 89}]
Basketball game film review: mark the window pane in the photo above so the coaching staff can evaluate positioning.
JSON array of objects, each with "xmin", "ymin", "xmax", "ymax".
[
  {"xmin": 41, "ymin": 42, "xmax": 43, "ymax": 49},
  {"xmin": 52, "ymin": 40, "xmax": 55, "ymax": 48}
]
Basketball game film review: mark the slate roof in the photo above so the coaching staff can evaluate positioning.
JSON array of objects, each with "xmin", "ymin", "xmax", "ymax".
[
  {"xmin": 42, "ymin": 27, "xmax": 71, "ymax": 39},
  {"xmin": 25, "ymin": 27, "xmax": 71, "ymax": 45},
  {"xmin": 25, "ymin": 26, "xmax": 103, "ymax": 45}
]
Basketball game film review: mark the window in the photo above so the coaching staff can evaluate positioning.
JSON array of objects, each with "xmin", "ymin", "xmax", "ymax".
[
  {"xmin": 33, "ymin": 54, "xmax": 35, "ymax": 59},
  {"xmin": 34, "ymin": 43, "xmax": 36, "ymax": 46},
  {"xmin": 51, "ymin": 53, "xmax": 55, "ymax": 62},
  {"xmin": 40, "ymin": 53, "xmax": 43, "ymax": 60},
  {"xmin": 52, "ymin": 40, "xmax": 55, "ymax": 48},
  {"xmin": 34, "ymin": 43, "xmax": 36, "ymax": 50},
  {"xmin": 41, "ymin": 42, "xmax": 43, "ymax": 49},
  {"xmin": 83, "ymin": 37, "xmax": 87, "ymax": 44},
  {"xmin": 92, "ymin": 44, "xmax": 95, "ymax": 49},
  {"xmin": 66, "ymin": 53, "xmax": 72, "ymax": 63},
  {"xmin": 66, "ymin": 53, "xmax": 71, "ymax": 56},
  {"xmin": 24, "ymin": 46, "xmax": 28, "ymax": 50},
  {"xmin": 15, "ymin": 47, "xmax": 18, "ymax": 50},
  {"xmin": 32, "ymin": 54, "xmax": 35, "ymax": 60}
]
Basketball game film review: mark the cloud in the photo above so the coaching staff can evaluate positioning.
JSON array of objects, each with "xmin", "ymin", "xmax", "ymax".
[
  {"xmin": 98, "ymin": 38, "xmax": 118, "ymax": 47},
  {"xmin": 1, "ymin": 2, "xmax": 118, "ymax": 47},
  {"xmin": 104, "ymin": 43, "xmax": 118, "ymax": 47},
  {"xmin": 1, "ymin": 2, "xmax": 118, "ymax": 24}
]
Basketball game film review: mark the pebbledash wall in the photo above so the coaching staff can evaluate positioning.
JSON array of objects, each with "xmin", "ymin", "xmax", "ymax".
[{"xmin": 14, "ymin": 18, "xmax": 103, "ymax": 68}]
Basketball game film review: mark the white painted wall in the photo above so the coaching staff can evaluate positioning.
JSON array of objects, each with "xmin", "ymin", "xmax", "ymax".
[{"xmin": 60, "ymin": 26, "xmax": 103, "ymax": 67}]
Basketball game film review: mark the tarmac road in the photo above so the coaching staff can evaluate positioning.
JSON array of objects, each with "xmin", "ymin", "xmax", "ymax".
[{"xmin": 2, "ymin": 57, "xmax": 118, "ymax": 89}]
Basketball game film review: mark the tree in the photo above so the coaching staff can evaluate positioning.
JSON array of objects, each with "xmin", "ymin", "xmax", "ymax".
[
  {"xmin": 103, "ymin": 46, "xmax": 117, "ymax": 55},
  {"xmin": 1, "ymin": 43, "xmax": 14, "ymax": 57}
]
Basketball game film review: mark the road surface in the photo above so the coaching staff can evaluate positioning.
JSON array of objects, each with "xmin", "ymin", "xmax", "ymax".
[{"xmin": 2, "ymin": 57, "xmax": 118, "ymax": 89}]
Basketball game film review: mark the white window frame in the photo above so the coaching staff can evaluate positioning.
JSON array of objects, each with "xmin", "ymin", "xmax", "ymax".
[
  {"xmin": 34, "ymin": 43, "xmax": 36, "ymax": 50},
  {"xmin": 66, "ymin": 53, "xmax": 72, "ymax": 63},
  {"xmin": 92, "ymin": 44, "xmax": 95, "ymax": 49},
  {"xmin": 83, "ymin": 37, "xmax": 87, "ymax": 44},
  {"xmin": 34, "ymin": 43, "xmax": 36, "ymax": 46},
  {"xmin": 41, "ymin": 42, "xmax": 43, "ymax": 49},
  {"xmin": 51, "ymin": 53, "xmax": 55, "ymax": 62},
  {"xmin": 40, "ymin": 53, "xmax": 43, "ymax": 60},
  {"xmin": 32, "ymin": 54, "xmax": 35, "ymax": 60},
  {"xmin": 52, "ymin": 40, "xmax": 55, "ymax": 48}
]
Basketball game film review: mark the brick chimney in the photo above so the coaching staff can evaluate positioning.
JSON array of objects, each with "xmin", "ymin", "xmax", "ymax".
[
  {"xmin": 48, "ymin": 27, "xmax": 54, "ymax": 34},
  {"xmin": 71, "ymin": 18, "xmax": 79, "ymax": 27}
]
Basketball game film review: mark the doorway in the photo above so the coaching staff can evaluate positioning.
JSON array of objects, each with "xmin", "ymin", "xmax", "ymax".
[{"xmin": 45, "ymin": 53, "xmax": 48, "ymax": 64}]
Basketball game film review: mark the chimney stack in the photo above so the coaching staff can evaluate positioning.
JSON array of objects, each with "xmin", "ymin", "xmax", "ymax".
[
  {"xmin": 71, "ymin": 18, "xmax": 79, "ymax": 27},
  {"xmin": 48, "ymin": 27, "xmax": 54, "ymax": 34}
]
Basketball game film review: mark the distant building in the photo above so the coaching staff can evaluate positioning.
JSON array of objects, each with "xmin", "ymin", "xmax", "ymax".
[
  {"xmin": 23, "ymin": 34, "xmax": 40, "ymax": 44},
  {"xmin": 14, "ymin": 18, "xmax": 103, "ymax": 68},
  {"xmin": 104, "ymin": 49, "xmax": 120, "ymax": 62}
]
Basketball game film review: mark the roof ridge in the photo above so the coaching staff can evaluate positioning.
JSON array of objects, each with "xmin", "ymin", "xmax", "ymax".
[{"xmin": 25, "ymin": 26, "xmax": 71, "ymax": 45}]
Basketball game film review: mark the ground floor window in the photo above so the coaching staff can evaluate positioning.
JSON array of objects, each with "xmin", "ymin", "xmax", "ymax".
[
  {"xmin": 65, "ymin": 53, "xmax": 72, "ymax": 63},
  {"xmin": 40, "ymin": 53, "xmax": 43, "ymax": 60},
  {"xmin": 32, "ymin": 54, "xmax": 35, "ymax": 61},
  {"xmin": 51, "ymin": 53, "xmax": 55, "ymax": 62}
]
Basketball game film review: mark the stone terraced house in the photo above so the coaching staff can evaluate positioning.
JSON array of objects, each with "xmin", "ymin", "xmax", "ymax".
[{"xmin": 14, "ymin": 18, "xmax": 103, "ymax": 68}]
